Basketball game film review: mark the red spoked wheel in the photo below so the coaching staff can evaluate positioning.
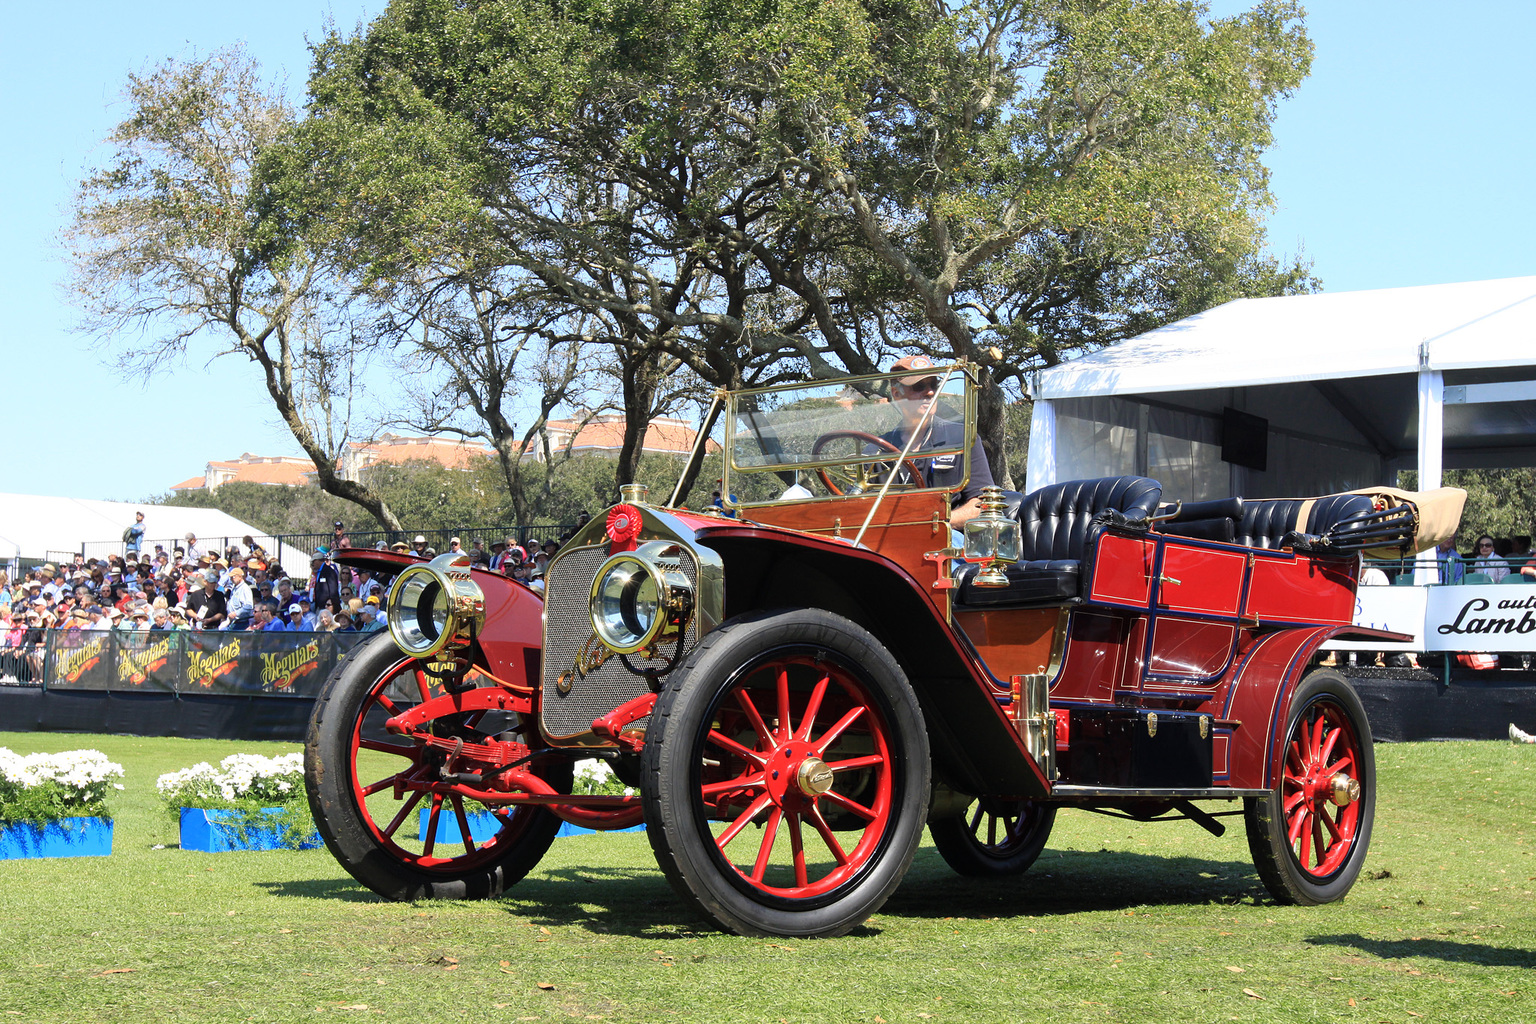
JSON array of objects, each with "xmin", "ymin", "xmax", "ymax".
[
  {"xmin": 929, "ymin": 798, "xmax": 1056, "ymax": 876},
  {"xmin": 1245, "ymin": 668, "xmax": 1375, "ymax": 905},
  {"xmin": 810, "ymin": 431, "xmax": 927, "ymax": 496},
  {"xmin": 642, "ymin": 609, "xmax": 930, "ymax": 937},
  {"xmin": 305, "ymin": 633, "xmax": 571, "ymax": 900}
]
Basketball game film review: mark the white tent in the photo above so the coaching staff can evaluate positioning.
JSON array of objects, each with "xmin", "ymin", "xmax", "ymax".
[
  {"xmin": 0, "ymin": 493, "xmax": 312, "ymax": 578},
  {"xmin": 1026, "ymin": 276, "xmax": 1536, "ymax": 503}
]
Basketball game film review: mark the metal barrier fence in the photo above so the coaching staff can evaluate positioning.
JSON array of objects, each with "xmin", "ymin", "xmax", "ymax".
[
  {"xmin": 1, "ymin": 629, "xmax": 373, "ymax": 697},
  {"xmin": 79, "ymin": 523, "xmax": 578, "ymax": 575},
  {"xmin": 1362, "ymin": 557, "xmax": 1536, "ymax": 584}
]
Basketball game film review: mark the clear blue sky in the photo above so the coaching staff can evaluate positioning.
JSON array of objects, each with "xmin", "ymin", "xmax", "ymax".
[{"xmin": 2, "ymin": 2, "xmax": 1532, "ymax": 502}]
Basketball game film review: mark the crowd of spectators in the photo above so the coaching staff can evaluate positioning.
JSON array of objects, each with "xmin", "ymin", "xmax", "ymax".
[
  {"xmin": 1, "ymin": 513, "xmax": 592, "ymax": 683},
  {"xmin": 1431, "ymin": 532, "xmax": 1536, "ymax": 585}
]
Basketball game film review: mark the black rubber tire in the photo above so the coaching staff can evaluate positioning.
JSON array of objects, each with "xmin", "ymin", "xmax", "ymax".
[
  {"xmin": 1244, "ymin": 668, "xmax": 1375, "ymax": 905},
  {"xmin": 929, "ymin": 799, "xmax": 1056, "ymax": 877},
  {"xmin": 304, "ymin": 632, "xmax": 567, "ymax": 901},
  {"xmin": 641, "ymin": 608, "xmax": 931, "ymax": 937}
]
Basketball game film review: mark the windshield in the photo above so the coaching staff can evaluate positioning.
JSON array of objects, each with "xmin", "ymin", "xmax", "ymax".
[{"xmin": 723, "ymin": 365, "xmax": 975, "ymax": 505}]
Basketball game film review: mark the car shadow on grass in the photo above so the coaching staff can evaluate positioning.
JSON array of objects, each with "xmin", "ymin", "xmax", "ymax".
[
  {"xmin": 886, "ymin": 846, "xmax": 1272, "ymax": 919},
  {"xmin": 250, "ymin": 848, "xmax": 1276, "ymax": 934},
  {"xmin": 1305, "ymin": 934, "xmax": 1536, "ymax": 970},
  {"xmin": 255, "ymin": 878, "xmax": 388, "ymax": 903}
]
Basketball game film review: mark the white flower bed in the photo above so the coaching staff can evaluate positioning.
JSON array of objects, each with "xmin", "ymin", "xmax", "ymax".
[
  {"xmin": 573, "ymin": 758, "xmax": 636, "ymax": 797},
  {"xmin": 156, "ymin": 753, "xmax": 305, "ymax": 808},
  {"xmin": 0, "ymin": 747, "xmax": 125, "ymax": 823}
]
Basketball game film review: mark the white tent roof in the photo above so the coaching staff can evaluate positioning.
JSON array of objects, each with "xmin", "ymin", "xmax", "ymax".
[
  {"xmin": 1035, "ymin": 275, "xmax": 1536, "ymax": 400},
  {"xmin": 0, "ymin": 493, "xmax": 311, "ymax": 574}
]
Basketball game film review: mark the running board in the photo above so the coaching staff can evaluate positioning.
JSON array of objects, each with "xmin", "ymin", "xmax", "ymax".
[{"xmin": 1048, "ymin": 785, "xmax": 1270, "ymax": 800}]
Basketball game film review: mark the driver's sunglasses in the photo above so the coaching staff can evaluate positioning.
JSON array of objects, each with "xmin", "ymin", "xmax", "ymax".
[{"xmin": 901, "ymin": 378, "xmax": 940, "ymax": 396}]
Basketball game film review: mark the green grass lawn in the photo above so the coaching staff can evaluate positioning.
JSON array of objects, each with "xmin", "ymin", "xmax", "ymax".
[{"xmin": 0, "ymin": 731, "xmax": 1531, "ymax": 1023}]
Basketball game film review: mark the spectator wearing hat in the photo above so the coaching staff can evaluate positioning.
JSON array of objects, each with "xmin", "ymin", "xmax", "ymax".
[
  {"xmin": 39, "ymin": 565, "xmax": 65, "ymax": 603},
  {"xmin": 193, "ymin": 573, "xmax": 227, "ymax": 630},
  {"xmin": 355, "ymin": 567, "xmax": 382, "ymax": 603},
  {"xmin": 389, "ymin": 540, "xmax": 410, "ymax": 554},
  {"xmin": 310, "ymin": 549, "xmax": 341, "ymax": 615},
  {"xmin": 225, "ymin": 568, "xmax": 254, "ymax": 631},
  {"xmin": 411, "ymin": 535, "xmax": 429, "ymax": 557},
  {"xmin": 297, "ymin": 598, "xmax": 319, "ymax": 631},
  {"xmin": 447, "ymin": 537, "xmax": 464, "ymax": 556},
  {"xmin": 283, "ymin": 604, "xmax": 306, "ymax": 631},
  {"xmin": 184, "ymin": 533, "xmax": 204, "ymax": 563}
]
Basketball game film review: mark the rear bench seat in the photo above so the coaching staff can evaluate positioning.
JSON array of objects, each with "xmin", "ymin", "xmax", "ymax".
[
  {"xmin": 953, "ymin": 476, "xmax": 1163, "ymax": 609},
  {"xmin": 1159, "ymin": 492, "xmax": 1379, "ymax": 549}
]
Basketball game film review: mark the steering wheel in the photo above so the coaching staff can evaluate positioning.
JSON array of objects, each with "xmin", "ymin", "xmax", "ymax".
[{"xmin": 810, "ymin": 431, "xmax": 928, "ymax": 496}]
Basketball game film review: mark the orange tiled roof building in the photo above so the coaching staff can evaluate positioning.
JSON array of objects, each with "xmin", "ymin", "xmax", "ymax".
[{"xmin": 169, "ymin": 418, "xmax": 708, "ymax": 492}]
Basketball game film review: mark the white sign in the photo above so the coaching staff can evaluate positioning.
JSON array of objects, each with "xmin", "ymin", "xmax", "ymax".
[{"xmin": 1328, "ymin": 583, "xmax": 1536, "ymax": 653}]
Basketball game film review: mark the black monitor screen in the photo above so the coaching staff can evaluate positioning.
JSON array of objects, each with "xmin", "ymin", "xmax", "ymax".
[{"xmin": 1221, "ymin": 407, "xmax": 1268, "ymax": 471}]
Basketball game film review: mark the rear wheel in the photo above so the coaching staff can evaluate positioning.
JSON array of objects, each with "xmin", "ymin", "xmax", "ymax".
[
  {"xmin": 929, "ymin": 799, "xmax": 1056, "ymax": 876},
  {"xmin": 305, "ymin": 633, "xmax": 568, "ymax": 900},
  {"xmin": 642, "ymin": 609, "xmax": 930, "ymax": 937},
  {"xmin": 1245, "ymin": 669, "xmax": 1375, "ymax": 905}
]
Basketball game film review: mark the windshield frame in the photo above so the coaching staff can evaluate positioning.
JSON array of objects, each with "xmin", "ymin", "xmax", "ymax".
[{"xmin": 719, "ymin": 362, "xmax": 980, "ymax": 512}]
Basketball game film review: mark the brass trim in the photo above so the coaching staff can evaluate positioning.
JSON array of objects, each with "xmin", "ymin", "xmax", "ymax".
[
  {"xmin": 1146, "ymin": 711, "xmax": 1159, "ymax": 738},
  {"xmin": 1328, "ymin": 773, "xmax": 1361, "ymax": 807}
]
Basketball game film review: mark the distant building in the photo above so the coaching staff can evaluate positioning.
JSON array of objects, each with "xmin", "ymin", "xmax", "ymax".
[
  {"xmin": 340, "ymin": 434, "xmax": 497, "ymax": 479},
  {"xmin": 535, "ymin": 414, "xmax": 705, "ymax": 460},
  {"xmin": 170, "ymin": 419, "xmax": 708, "ymax": 493},
  {"xmin": 169, "ymin": 454, "xmax": 317, "ymax": 493}
]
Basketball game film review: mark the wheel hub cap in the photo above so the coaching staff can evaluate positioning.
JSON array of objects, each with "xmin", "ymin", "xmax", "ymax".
[
  {"xmin": 796, "ymin": 757, "xmax": 835, "ymax": 796},
  {"xmin": 1328, "ymin": 773, "xmax": 1360, "ymax": 807}
]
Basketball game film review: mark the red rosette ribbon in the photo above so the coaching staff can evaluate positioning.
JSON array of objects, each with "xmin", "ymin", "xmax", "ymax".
[{"xmin": 606, "ymin": 504, "xmax": 643, "ymax": 552}]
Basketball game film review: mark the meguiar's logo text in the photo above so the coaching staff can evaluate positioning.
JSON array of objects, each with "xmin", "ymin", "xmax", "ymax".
[
  {"xmin": 260, "ymin": 640, "xmax": 322, "ymax": 690},
  {"xmin": 187, "ymin": 637, "xmax": 243, "ymax": 688}
]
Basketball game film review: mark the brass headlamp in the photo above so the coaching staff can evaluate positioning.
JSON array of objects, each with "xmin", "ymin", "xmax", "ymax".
[
  {"xmin": 962, "ymin": 486, "xmax": 1022, "ymax": 588},
  {"xmin": 589, "ymin": 541, "xmax": 695, "ymax": 654},
  {"xmin": 386, "ymin": 552, "xmax": 486, "ymax": 659}
]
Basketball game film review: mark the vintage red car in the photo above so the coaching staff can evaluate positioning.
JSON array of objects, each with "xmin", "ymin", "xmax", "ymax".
[{"xmin": 304, "ymin": 363, "xmax": 1423, "ymax": 937}]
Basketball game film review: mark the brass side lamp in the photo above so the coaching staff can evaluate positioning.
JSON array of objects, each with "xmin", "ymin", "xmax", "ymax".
[{"xmin": 962, "ymin": 486, "xmax": 1021, "ymax": 587}]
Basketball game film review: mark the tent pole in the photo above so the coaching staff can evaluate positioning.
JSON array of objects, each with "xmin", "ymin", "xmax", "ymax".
[{"xmin": 1414, "ymin": 345, "xmax": 1444, "ymax": 585}]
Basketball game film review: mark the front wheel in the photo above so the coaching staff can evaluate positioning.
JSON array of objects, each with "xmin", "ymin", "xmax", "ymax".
[
  {"xmin": 641, "ymin": 609, "xmax": 931, "ymax": 937},
  {"xmin": 305, "ymin": 633, "xmax": 569, "ymax": 901},
  {"xmin": 929, "ymin": 799, "xmax": 1056, "ymax": 877},
  {"xmin": 1245, "ymin": 669, "xmax": 1375, "ymax": 905}
]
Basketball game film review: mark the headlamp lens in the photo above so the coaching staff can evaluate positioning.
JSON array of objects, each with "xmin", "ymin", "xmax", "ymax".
[{"xmin": 591, "ymin": 557, "xmax": 661, "ymax": 652}]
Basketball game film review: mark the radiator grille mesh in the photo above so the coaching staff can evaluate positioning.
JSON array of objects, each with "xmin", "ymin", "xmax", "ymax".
[{"xmin": 540, "ymin": 543, "xmax": 699, "ymax": 740}]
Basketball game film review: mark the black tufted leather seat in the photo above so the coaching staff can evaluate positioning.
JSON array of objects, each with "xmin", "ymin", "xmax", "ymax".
[
  {"xmin": 1235, "ymin": 493, "xmax": 1378, "ymax": 549},
  {"xmin": 1159, "ymin": 492, "xmax": 1380, "ymax": 550},
  {"xmin": 954, "ymin": 476, "xmax": 1163, "ymax": 608}
]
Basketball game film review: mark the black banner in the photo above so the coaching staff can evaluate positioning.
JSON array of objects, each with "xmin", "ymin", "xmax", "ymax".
[
  {"xmin": 42, "ymin": 630, "xmax": 378, "ymax": 697},
  {"xmin": 47, "ymin": 632, "xmax": 114, "ymax": 690},
  {"xmin": 114, "ymin": 631, "xmax": 181, "ymax": 692}
]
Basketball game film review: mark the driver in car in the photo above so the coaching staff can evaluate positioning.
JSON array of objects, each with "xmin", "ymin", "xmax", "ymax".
[{"xmin": 882, "ymin": 354, "xmax": 996, "ymax": 530}]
